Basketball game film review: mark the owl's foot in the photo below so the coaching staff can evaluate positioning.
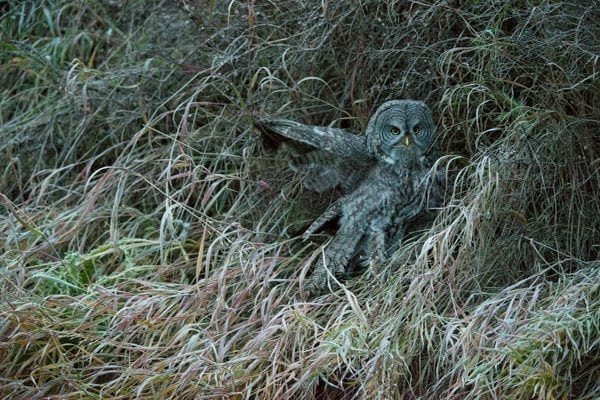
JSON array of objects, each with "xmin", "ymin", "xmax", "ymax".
[
  {"xmin": 366, "ymin": 261, "xmax": 383, "ymax": 282},
  {"xmin": 356, "ymin": 250, "xmax": 384, "ymax": 272},
  {"xmin": 303, "ymin": 257, "xmax": 346, "ymax": 296}
]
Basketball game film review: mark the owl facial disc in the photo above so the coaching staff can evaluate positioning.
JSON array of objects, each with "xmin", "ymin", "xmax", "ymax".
[{"xmin": 366, "ymin": 99, "xmax": 435, "ymax": 165}]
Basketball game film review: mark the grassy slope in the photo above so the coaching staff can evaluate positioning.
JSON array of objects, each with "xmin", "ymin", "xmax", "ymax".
[{"xmin": 1, "ymin": 1, "xmax": 599, "ymax": 399}]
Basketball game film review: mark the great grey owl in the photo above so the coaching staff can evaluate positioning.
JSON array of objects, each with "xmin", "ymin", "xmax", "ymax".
[{"xmin": 257, "ymin": 100, "xmax": 444, "ymax": 295}]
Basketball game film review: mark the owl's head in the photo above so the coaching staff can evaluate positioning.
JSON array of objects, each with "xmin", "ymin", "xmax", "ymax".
[{"xmin": 366, "ymin": 100, "xmax": 435, "ymax": 165}]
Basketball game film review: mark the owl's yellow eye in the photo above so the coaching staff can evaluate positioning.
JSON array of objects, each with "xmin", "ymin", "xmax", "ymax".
[
  {"xmin": 390, "ymin": 127, "xmax": 400, "ymax": 135},
  {"xmin": 413, "ymin": 125, "xmax": 421, "ymax": 134}
]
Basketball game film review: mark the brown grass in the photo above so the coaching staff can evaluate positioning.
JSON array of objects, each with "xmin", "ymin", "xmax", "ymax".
[{"xmin": 1, "ymin": 0, "xmax": 599, "ymax": 399}]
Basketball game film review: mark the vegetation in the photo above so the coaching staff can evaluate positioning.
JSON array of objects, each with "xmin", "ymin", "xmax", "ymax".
[{"xmin": 1, "ymin": 0, "xmax": 598, "ymax": 398}]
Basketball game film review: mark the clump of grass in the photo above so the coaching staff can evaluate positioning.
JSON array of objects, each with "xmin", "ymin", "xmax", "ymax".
[{"xmin": 1, "ymin": 0, "xmax": 599, "ymax": 399}]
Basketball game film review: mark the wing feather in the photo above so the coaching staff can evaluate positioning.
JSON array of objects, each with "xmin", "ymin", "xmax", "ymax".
[
  {"xmin": 256, "ymin": 119, "xmax": 372, "ymax": 161},
  {"xmin": 255, "ymin": 119, "xmax": 375, "ymax": 193}
]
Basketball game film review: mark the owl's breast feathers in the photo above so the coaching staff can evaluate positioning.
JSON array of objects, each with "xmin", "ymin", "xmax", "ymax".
[{"xmin": 340, "ymin": 160, "xmax": 433, "ymax": 229}]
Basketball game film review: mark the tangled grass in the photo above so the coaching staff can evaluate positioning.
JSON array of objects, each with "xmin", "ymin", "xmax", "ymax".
[{"xmin": 1, "ymin": 0, "xmax": 599, "ymax": 398}]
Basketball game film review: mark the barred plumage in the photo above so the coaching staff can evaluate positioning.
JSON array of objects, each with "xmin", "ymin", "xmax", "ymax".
[{"xmin": 257, "ymin": 100, "xmax": 444, "ymax": 295}]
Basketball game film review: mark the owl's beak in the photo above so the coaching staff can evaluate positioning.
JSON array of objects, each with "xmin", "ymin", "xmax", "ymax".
[{"xmin": 403, "ymin": 135, "xmax": 411, "ymax": 146}]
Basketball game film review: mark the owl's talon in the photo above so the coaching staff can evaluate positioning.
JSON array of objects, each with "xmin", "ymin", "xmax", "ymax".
[
  {"xmin": 302, "ymin": 258, "xmax": 346, "ymax": 296},
  {"xmin": 303, "ymin": 275, "xmax": 327, "ymax": 297}
]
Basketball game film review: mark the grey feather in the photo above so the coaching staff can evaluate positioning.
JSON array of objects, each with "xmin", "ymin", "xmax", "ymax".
[
  {"xmin": 257, "ymin": 100, "xmax": 444, "ymax": 295},
  {"xmin": 257, "ymin": 120, "xmax": 371, "ymax": 160},
  {"xmin": 256, "ymin": 119, "xmax": 373, "ymax": 193}
]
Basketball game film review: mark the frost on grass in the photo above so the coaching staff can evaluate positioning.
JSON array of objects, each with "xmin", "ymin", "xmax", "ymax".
[{"xmin": 0, "ymin": 1, "xmax": 599, "ymax": 399}]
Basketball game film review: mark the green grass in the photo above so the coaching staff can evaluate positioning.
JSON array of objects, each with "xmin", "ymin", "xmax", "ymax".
[{"xmin": 1, "ymin": 0, "xmax": 599, "ymax": 398}]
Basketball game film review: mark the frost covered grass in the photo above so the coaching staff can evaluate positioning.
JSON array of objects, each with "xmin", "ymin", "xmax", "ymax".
[{"xmin": 1, "ymin": 1, "xmax": 598, "ymax": 398}]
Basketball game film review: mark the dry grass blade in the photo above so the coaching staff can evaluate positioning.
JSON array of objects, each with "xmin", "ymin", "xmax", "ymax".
[{"xmin": 1, "ymin": 1, "xmax": 599, "ymax": 399}]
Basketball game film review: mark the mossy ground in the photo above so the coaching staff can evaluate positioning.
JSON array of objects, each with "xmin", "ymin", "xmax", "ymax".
[{"xmin": 1, "ymin": 1, "xmax": 599, "ymax": 399}]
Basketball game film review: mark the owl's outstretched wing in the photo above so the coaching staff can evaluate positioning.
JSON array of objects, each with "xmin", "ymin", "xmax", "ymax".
[
  {"xmin": 257, "ymin": 120, "xmax": 370, "ymax": 159},
  {"xmin": 256, "ymin": 119, "xmax": 375, "ymax": 193}
]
